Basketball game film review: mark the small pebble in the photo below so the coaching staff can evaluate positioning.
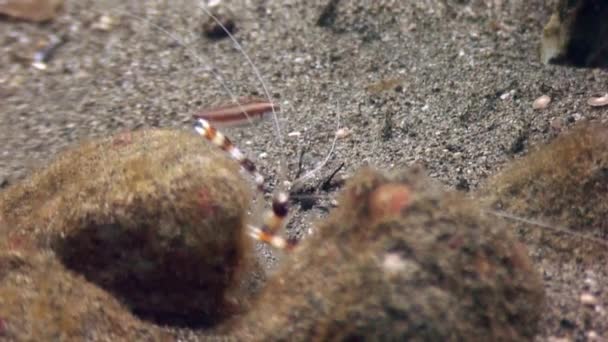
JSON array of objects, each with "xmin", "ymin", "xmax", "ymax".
[
  {"xmin": 382, "ymin": 253, "xmax": 407, "ymax": 275},
  {"xmin": 587, "ymin": 331, "xmax": 600, "ymax": 341},
  {"xmin": 533, "ymin": 95, "xmax": 551, "ymax": 110},
  {"xmin": 335, "ymin": 127, "xmax": 351, "ymax": 139},
  {"xmin": 500, "ymin": 90, "xmax": 513, "ymax": 100},
  {"xmin": 580, "ymin": 293, "xmax": 598, "ymax": 306},
  {"xmin": 31, "ymin": 61, "xmax": 47, "ymax": 70},
  {"xmin": 92, "ymin": 15, "xmax": 116, "ymax": 31}
]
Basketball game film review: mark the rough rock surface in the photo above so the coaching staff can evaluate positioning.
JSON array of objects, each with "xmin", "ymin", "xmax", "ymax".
[
  {"xmin": 0, "ymin": 129, "xmax": 253, "ymax": 328},
  {"xmin": 541, "ymin": 0, "xmax": 608, "ymax": 67},
  {"xmin": 232, "ymin": 167, "xmax": 544, "ymax": 341},
  {"xmin": 0, "ymin": 142, "xmax": 545, "ymax": 340}
]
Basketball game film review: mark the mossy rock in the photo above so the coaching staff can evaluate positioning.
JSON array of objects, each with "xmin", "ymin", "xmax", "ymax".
[
  {"xmin": 479, "ymin": 122, "xmax": 608, "ymax": 260},
  {"xmin": 0, "ymin": 250, "xmax": 166, "ymax": 341},
  {"xmin": 0, "ymin": 129, "xmax": 253, "ymax": 327},
  {"xmin": 0, "ymin": 130, "xmax": 545, "ymax": 340},
  {"xmin": 231, "ymin": 167, "xmax": 544, "ymax": 341}
]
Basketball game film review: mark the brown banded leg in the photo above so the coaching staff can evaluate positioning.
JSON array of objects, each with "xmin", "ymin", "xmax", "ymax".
[
  {"xmin": 248, "ymin": 191, "xmax": 298, "ymax": 251},
  {"xmin": 195, "ymin": 118, "xmax": 265, "ymax": 190},
  {"xmin": 194, "ymin": 118, "xmax": 297, "ymax": 251}
]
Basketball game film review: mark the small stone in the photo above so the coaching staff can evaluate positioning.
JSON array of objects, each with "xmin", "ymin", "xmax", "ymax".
[
  {"xmin": 381, "ymin": 253, "xmax": 409, "ymax": 275},
  {"xmin": 587, "ymin": 331, "xmax": 600, "ymax": 341},
  {"xmin": 31, "ymin": 61, "xmax": 47, "ymax": 70},
  {"xmin": 580, "ymin": 293, "xmax": 598, "ymax": 306},
  {"xmin": 91, "ymin": 14, "xmax": 116, "ymax": 31},
  {"xmin": 533, "ymin": 95, "xmax": 551, "ymax": 110},
  {"xmin": 335, "ymin": 127, "xmax": 351, "ymax": 139}
]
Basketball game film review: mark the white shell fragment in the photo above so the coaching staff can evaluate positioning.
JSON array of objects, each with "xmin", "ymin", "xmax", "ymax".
[
  {"xmin": 335, "ymin": 127, "xmax": 351, "ymax": 139},
  {"xmin": 580, "ymin": 293, "xmax": 598, "ymax": 306},
  {"xmin": 92, "ymin": 14, "xmax": 116, "ymax": 31},
  {"xmin": 533, "ymin": 95, "xmax": 551, "ymax": 110},
  {"xmin": 382, "ymin": 253, "xmax": 407, "ymax": 275},
  {"xmin": 587, "ymin": 94, "xmax": 608, "ymax": 107}
]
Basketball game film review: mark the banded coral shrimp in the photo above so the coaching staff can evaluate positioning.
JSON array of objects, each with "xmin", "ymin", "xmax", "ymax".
[
  {"xmin": 3, "ymin": 0, "xmax": 608, "ymax": 338},
  {"xmin": 111, "ymin": 0, "xmax": 608, "ymax": 265}
]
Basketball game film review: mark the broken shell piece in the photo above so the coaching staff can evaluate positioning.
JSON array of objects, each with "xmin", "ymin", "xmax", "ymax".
[
  {"xmin": 382, "ymin": 253, "xmax": 408, "ymax": 275},
  {"xmin": 587, "ymin": 94, "xmax": 608, "ymax": 107},
  {"xmin": 580, "ymin": 293, "xmax": 598, "ymax": 306},
  {"xmin": 335, "ymin": 127, "xmax": 351, "ymax": 139},
  {"xmin": 31, "ymin": 61, "xmax": 47, "ymax": 70},
  {"xmin": 533, "ymin": 95, "xmax": 551, "ymax": 110},
  {"xmin": 92, "ymin": 14, "xmax": 116, "ymax": 31}
]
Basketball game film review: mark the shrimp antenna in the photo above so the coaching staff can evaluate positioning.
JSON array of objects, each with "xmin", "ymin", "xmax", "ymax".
[
  {"xmin": 198, "ymin": 2, "xmax": 289, "ymax": 189},
  {"xmin": 488, "ymin": 210, "xmax": 608, "ymax": 248},
  {"xmin": 291, "ymin": 101, "xmax": 341, "ymax": 187},
  {"xmin": 107, "ymin": 8, "xmax": 258, "ymax": 126},
  {"xmin": 198, "ymin": 3, "xmax": 283, "ymax": 147}
]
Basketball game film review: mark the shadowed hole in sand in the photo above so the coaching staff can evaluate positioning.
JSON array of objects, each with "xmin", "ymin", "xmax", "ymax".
[{"xmin": 54, "ymin": 220, "xmax": 244, "ymax": 328}]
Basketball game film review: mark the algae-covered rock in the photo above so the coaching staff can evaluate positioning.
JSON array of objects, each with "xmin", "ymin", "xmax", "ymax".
[
  {"xmin": 0, "ymin": 0, "xmax": 63, "ymax": 22},
  {"xmin": 231, "ymin": 167, "xmax": 544, "ymax": 341},
  {"xmin": 0, "ymin": 129, "xmax": 253, "ymax": 327},
  {"xmin": 482, "ymin": 123, "xmax": 608, "ymax": 240},
  {"xmin": 0, "ymin": 131, "xmax": 545, "ymax": 340},
  {"xmin": 479, "ymin": 122, "xmax": 608, "ymax": 262},
  {"xmin": 0, "ymin": 250, "xmax": 165, "ymax": 341},
  {"xmin": 541, "ymin": 0, "xmax": 608, "ymax": 67}
]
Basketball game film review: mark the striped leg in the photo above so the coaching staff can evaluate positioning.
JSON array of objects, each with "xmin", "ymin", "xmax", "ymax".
[
  {"xmin": 194, "ymin": 118, "xmax": 264, "ymax": 190},
  {"xmin": 248, "ymin": 191, "xmax": 297, "ymax": 251},
  {"xmin": 194, "ymin": 118, "xmax": 298, "ymax": 251}
]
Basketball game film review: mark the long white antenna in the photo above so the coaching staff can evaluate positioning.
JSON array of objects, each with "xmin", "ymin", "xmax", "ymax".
[
  {"xmin": 198, "ymin": 2, "xmax": 284, "ymax": 148},
  {"xmin": 110, "ymin": 9, "xmax": 257, "ymax": 126},
  {"xmin": 488, "ymin": 210, "xmax": 608, "ymax": 248}
]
